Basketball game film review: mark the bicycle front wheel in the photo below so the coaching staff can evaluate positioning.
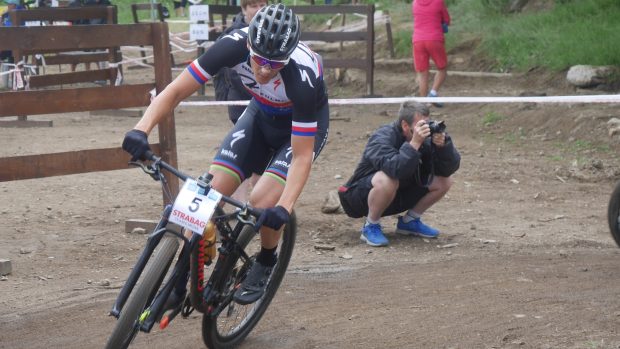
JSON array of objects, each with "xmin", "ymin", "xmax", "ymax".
[
  {"xmin": 104, "ymin": 235, "xmax": 180, "ymax": 349},
  {"xmin": 608, "ymin": 181, "xmax": 620, "ymax": 247},
  {"xmin": 201, "ymin": 212, "xmax": 297, "ymax": 349}
]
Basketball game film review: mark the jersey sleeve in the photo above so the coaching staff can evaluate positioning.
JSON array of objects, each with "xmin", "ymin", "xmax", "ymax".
[
  {"xmin": 187, "ymin": 28, "xmax": 249, "ymax": 85},
  {"xmin": 281, "ymin": 60, "xmax": 326, "ymax": 137}
]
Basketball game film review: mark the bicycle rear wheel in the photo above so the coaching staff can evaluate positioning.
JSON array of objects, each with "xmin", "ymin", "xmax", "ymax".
[
  {"xmin": 104, "ymin": 235, "xmax": 180, "ymax": 349},
  {"xmin": 607, "ymin": 181, "xmax": 620, "ymax": 247},
  {"xmin": 201, "ymin": 212, "xmax": 297, "ymax": 349}
]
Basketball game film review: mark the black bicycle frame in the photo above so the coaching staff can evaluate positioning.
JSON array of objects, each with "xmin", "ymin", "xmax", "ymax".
[{"xmin": 109, "ymin": 153, "xmax": 262, "ymax": 331}]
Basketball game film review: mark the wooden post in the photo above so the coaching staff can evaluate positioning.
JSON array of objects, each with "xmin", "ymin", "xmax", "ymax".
[
  {"xmin": 151, "ymin": 22, "xmax": 179, "ymax": 204},
  {"xmin": 384, "ymin": 10, "xmax": 395, "ymax": 59},
  {"xmin": 365, "ymin": 4, "xmax": 375, "ymax": 96}
]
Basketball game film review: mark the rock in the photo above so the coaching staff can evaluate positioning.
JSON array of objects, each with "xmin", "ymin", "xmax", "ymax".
[
  {"xmin": 0, "ymin": 259, "xmax": 12, "ymax": 276},
  {"xmin": 607, "ymin": 118, "xmax": 620, "ymax": 137},
  {"xmin": 314, "ymin": 244, "xmax": 336, "ymax": 251},
  {"xmin": 131, "ymin": 227, "xmax": 147, "ymax": 234},
  {"xmin": 508, "ymin": 0, "xmax": 529, "ymax": 12},
  {"xmin": 566, "ymin": 65, "xmax": 618, "ymax": 88},
  {"xmin": 321, "ymin": 190, "xmax": 343, "ymax": 214}
]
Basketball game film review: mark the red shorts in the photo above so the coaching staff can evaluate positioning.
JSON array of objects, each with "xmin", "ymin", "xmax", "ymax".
[{"xmin": 413, "ymin": 40, "xmax": 447, "ymax": 72}]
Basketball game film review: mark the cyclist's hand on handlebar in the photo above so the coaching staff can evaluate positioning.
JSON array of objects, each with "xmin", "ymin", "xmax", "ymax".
[
  {"xmin": 255, "ymin": 205, "xmax": 290, "ymax": 231},
  {"xmin": 122, "ymin": 129, "xmax": 151, "ymax": 162}
]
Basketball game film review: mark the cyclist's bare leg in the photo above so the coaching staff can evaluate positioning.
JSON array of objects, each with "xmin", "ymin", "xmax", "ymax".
[
  {"xmin": 249, "ymin": 174, "xmax": 285, "ymax": 249},
  {"xmin": 231, "ymin": 173, "xmax": 260, "ymax": 203},
  {"xmin": 208, "ymin": 168, "xmax": 242, "ymax": 197}
]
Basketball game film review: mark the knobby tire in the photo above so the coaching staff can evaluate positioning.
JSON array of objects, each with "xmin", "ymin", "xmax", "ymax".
[
  {"xmin": 607, "ymin": 181, "xmax": 620, "ymax": 247},
  {"xmin": 201, "ymin": 213, "xmax": 297, "ymax": 349},
  {"xmin": 104, "ymin": 235, "xmax": 180, "ymax": 349}
]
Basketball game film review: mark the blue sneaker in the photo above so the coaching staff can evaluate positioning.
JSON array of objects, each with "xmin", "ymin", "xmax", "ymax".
[
  {"xmin": 360, "ymin": 223, "xmax": 389, "ymax": 247},
  {"xmin": 427, "ymin": 91, "xmax": 444, "ymax": 108},
  {"xmin": 396, "ymin": 216, "xmax": 440, "ymax": 238}
]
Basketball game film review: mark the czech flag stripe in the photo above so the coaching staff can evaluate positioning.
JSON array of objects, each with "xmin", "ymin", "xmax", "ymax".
[
  {"xmin": 291, "ymin": 121, "xmax": 317, "ymax": 136},
  {"xmin": 245, "ymin": 89, "xmax": 293, "ymax": 109},
  {"xmin": 187, "ymin": 60, "xmax": 211, "ymax": 84}
]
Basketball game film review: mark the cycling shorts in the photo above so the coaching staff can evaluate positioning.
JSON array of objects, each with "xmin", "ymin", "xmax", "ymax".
[
  {"xmin": 211, "ymin": 99, "xmax": 329, "ymax": 185},
  {"xmin": 338, "ymin": 172, "xmax": 429, "ymax": 219}
]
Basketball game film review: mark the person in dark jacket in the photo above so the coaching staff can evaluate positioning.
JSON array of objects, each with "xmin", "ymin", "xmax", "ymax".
[
  {"xmin": 338, "ymin": 101, "xmax": 460, "ymax": 247},
  {"xmin": 213, "ymin": 0, "xmax": 267, "ymax": 125}
]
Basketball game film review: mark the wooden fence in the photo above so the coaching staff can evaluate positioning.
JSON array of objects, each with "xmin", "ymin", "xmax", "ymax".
[
  {"xmin": 0, "ymin": 22, "xmax": 179, "ymax": 202},
  {"xmin": 9, "ymin": 6, "xmax": 121, "ymax": 87},
  {"xmin": 199, "ymin": 4, "xmax": 375, "ymax": 95}
]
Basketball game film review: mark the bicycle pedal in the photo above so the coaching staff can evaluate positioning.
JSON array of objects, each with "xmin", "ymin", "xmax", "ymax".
[{"xmin": 181, "ymin": 296, "xmax": 194, "ymax": 318}]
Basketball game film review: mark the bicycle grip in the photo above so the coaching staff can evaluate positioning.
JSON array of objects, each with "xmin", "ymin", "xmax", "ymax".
[
  {"xmin": 144, "ymin": 150, "xmax": 156, "ymax": 161},
  {"xmin": 248, "ymin": 206, "xmax": 263, "ymax": 219}
]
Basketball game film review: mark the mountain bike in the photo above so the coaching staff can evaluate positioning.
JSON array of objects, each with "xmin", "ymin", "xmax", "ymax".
[
  {"xmin": 105, "ymin": 151, "xmax": 297, "ymax": 349},
  {"xmin": 607, "ymin": 180, "xmax": 620, "ymax": 247}
]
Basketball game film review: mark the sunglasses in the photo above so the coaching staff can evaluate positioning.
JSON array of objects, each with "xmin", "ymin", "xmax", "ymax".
[{"xmin": 249, "ymin": 49, "xmax": 289, "ymax": 70}]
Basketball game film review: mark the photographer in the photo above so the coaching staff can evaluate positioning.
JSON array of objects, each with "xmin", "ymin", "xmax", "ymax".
[{"xmin": 338, "ymin": 101, "xmax": 460, "ymax": 247}]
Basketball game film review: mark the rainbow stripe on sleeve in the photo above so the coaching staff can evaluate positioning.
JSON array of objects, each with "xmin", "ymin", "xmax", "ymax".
[
  {"xmin": 291, "ymin": 121, "xmax": 317, "ymax": 137},
  {"xmin": 187, "ymin": 60, "xmax": 211, "ymax": 84}
]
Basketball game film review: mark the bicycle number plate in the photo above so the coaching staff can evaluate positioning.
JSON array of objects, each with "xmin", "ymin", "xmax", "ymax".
[{"xmin": 169, "ymin": 179, "xmax": 222, "ymax": 235}]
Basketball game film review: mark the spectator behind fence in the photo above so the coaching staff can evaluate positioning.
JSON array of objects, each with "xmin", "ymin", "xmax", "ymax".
[
  {"xmin": 412, "ymin": 0, "xmax": 450, "ymax": 107},
  {"xmin": 173, "ymin": 0, "xmax": 187, "ymax": 17},
  {"xmin": 1, "ymin": 0, "xmax": 26, "ymax": 63},
  {"xmin": 338, "ymin": 101, "xmax": 460, "ymax": 247}
]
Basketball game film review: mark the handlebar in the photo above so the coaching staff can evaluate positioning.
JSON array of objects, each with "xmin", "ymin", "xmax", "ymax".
[{"xmin": 136, "ymin": 150, "xmax": 264, "ymax": 219}]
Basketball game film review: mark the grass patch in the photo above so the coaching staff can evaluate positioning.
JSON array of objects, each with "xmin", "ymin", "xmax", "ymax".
[
  {"xmin": 447, "ymin": 0, "xmax": 620, "ymax": 71},
  {"xmin": 482, "ymin": 111, "xmax": 504, "ymax": 126}
]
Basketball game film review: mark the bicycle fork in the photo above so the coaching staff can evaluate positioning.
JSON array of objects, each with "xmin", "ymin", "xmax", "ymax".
[{"xmin": 109, "ymin": 205, "xmax": 173, "ymax": 318}]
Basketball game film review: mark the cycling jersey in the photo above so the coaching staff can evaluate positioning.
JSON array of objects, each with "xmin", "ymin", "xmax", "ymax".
[{"xmin": 187, "ymin": 27, "xmax": 328, "ymax": 138}]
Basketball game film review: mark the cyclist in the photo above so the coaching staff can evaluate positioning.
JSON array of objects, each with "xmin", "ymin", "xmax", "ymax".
[{"xmin": 122, "ymin": 3, "xmax": 329, "ymax": 305}]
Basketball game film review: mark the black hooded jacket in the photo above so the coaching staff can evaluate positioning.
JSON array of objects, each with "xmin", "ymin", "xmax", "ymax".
[{"xmin": 343, "ymin": 121, "xmax": 460, "ymax": 188}]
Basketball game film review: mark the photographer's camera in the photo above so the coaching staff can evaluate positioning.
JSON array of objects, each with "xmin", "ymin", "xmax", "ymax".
[{"xmin": 428, "ymin": 120, "xmax": 446, "ymax": 135}]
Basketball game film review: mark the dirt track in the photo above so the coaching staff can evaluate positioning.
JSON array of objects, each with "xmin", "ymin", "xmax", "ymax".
[{"xmin": 1, "ymin": 52, "xmax": 620, "ymax": 348}]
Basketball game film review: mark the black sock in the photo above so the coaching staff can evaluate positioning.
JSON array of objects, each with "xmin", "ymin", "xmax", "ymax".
[{"xmin": 256, "ymin": 247, "xmax": 278, "ymax": 267}]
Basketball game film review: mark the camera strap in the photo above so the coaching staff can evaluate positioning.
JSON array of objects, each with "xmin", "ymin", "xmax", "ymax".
[{"xmin": 415, "ymin": 143, "xmax": 436, "ymax": 188}]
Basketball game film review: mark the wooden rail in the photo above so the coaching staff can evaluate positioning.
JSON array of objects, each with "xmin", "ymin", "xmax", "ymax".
[
  {"xmin": 0, "ymin": 22, "xmax": 179, "ymax": 203},
  {"xmin": 8, "ymin": 6, "xmax": 120, "ymax": 88}
]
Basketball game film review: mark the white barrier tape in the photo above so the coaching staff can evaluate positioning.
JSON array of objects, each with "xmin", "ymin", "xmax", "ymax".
[
  {"xmin": 178, "ymin": 94, "xmax": 620, "ymax": 107},
  {"xmin": 170, "ymin": 41, "xmax": 198, "ymax": 53},
  {"xmin": 120, "ymin": 46, "xmax": 152, "ymax": 52},
  {"xmin": 111, "ymin": 56, "xmax": 153, "ymax": 69}
]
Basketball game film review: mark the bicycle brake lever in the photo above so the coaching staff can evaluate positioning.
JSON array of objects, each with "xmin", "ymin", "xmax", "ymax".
[
  {"xmin": 236, "ymin": 206, "xmax": 257, "ymax": 227},
  {"xmin": 128, "ymin": 160, "xmax": 161, "ymax": 181}
]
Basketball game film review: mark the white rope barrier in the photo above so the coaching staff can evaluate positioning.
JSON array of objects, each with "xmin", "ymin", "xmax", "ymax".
[{"xmin": 178, "ymin": 94, "xmax": 620, "ymax": 107}]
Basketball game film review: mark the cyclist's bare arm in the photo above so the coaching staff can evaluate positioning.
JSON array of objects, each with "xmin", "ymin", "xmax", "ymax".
[
  {"xmin": 277, "ymin": 134, "xmax": 314, "ymax": 213},
  {"xmin": 135, "ymin": 71, "xmax": 202, "ymax": 134}
]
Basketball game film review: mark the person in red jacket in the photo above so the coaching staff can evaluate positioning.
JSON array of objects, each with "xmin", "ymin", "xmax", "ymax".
[{"xmin": 412, "ymin": 0, "xmax": 450, "ymax": 107}]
